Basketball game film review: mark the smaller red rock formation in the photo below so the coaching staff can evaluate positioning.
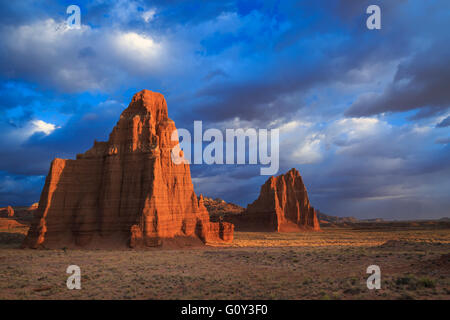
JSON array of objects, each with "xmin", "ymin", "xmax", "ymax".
[
  {"xmin": 225, "ymin": 168, "xmax": 320, "ymax": 232},
  {"xmin": 7, "ymin": 206, "xmax": 14, "ymax": 217},
  {"xmin": 196, "ymin": 195, "xmax": 234, "ymax": 243},
  {"xmin": 0, "ymin": 206, "xmax": 14, "ymax": 218}
]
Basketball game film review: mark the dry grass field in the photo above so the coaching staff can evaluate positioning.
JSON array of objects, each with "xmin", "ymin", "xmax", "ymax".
[{"xmin": 0, "ymin": 220, "xmax": 449, "ymax": 300}]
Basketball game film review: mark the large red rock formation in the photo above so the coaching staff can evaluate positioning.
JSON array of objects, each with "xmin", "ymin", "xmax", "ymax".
[
  {"xmin": 226, "ymin": 168, "xmax": 320, "ymax": 232},
  {"xmin": 22, "ymin": 90, "xmax": 233, "ymax": 249}
]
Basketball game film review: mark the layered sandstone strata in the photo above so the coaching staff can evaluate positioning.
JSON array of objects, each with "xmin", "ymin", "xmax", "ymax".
[
  {"xmin": 22, "ymin": 90, "xmax": 233, "ymax": 249},
  {"xmin": 226, "ymin": 168, "xmax": 320, "ymax": 232}
]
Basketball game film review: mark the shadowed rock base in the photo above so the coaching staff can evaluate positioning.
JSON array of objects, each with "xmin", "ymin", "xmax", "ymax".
[{"xmin": 22, "ymin": 90, "xmax": 233, "ymax": 249}]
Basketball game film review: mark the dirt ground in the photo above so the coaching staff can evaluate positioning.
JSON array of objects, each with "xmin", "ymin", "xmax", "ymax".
[{"xmin": 0, "ymin": 221, "xmax": 449, "ymax": 300}]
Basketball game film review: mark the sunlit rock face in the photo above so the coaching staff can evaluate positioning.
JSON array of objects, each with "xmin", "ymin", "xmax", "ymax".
[{"xmin": 23, "ymin": 90, "xmax": 233, "ymax": 249}]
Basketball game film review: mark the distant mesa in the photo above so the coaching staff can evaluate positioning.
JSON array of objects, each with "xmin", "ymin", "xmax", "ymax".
[
  {"xmin": 1, "ymin": 204, "xmax": 37, "ymax": 219},
  {"xmin": 212, "ymin": 169, "xmax": 321, "ymax": 232},
  {"xmin": 28, "ymin": 203, "xmax": 39, "ymax": 210},
  {"xmin": 0, "ymin": 204, "xmax": 36, "ymax": 233},
  {"xmin": 22, "ymin": 90, "xmax": 233, "ymax": 249},
  {"xmin": 0, "ymin": 206, "xmax": 15, "ymax": 218},
  {"xmin": 317, "ymin": 211, "xmax": 358, "ymax": 225},
  {"xmin": 201, "ymin": 196, "xmax": 244, "ymax": 220}
]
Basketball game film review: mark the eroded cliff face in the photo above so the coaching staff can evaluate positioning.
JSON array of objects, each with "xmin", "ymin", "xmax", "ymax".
[
  {"xmin": 22, "ymin": 90, "xmax": 233, "ymax": 249},
  {"xmin": 226, "ymin": 168, "xmax": 320, "ymax": 232}
]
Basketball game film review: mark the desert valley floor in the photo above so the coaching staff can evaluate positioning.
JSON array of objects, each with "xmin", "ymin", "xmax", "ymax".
[{"xmin": 1, "ymin": 220, "xmax": 449, "ymax": 300}]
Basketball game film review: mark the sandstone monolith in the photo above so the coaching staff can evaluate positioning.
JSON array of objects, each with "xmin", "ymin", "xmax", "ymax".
[
  {"xmin": 22, "ymin": 90, "xmax": 233, "ymax": 249},
  {"xmin": 225, "ymin": 168, "xmax": 320, "ymax": 232}
]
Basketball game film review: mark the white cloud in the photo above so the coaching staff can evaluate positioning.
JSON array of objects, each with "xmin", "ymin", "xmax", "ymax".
[
  {"xmin": 325, "ymin": 117, "xmax": 389, "ymax": 151},
  {"xmin": 107, "ymin": 0, "xmax": 144, "ymax": 25},
  {"xmin": 291, "ymin": 133, "xmax": 324, "ymax": 164},
  {"xmin": 113, "ymin": 31, "xmax": 162, "ymax": 62},
  {"xmin": 0, "ymin": 18, "xmax": 167, "ymax": 92},
  {"xmin": 411, "ymin": 125, "xmax": 432, "ymax": 134},
  {"xmin": 142, "ymin": 9, "xmax": 156, "ymax": 23},
  {"xmin": 277, "ymin": 116, "xmax": 386, "ymax": 166},
  {"xmin": 4, "ymin": 119, "xmax": 59, "ymax": 144},
  {"xmin": 332, "ymin": 117, "xmax": 381, "ymax": 137},
  {"xmin": 277, "ymin": 120, "xmax": 312, "ymax": 133},
  {"xmin": 30, "ymin": 120, "xmax": 58, "ymax": 135}
]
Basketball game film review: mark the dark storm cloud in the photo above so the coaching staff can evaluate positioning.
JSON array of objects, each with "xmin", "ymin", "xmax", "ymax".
[
  {"xmin": 436, "ymin": 137, "xmax": 450, "ymax": 145},
  {"xmin": 346, "ymin": 41, "xmax": 450, "ymax": 118},
  {"xmin": 82, "ymin": 0, "xmax": 238, "ymax": 30},
  {"xmin": 300, "ymin": 129, "xmax": 450, "ymax": 219},
  {"xmin": 0, "ymin": 1, "xmax": 56, "ymax": 25},
  {"xmin": 0, "ymin": 84, "xmax": 36, "ymax": 123},
  {"xmin": 0, "ymin": 0, "xmax": 426, "ymax": 122},
  {"xmin": 190, "ymin": 80, "xmax": 310, "ymax": 124},
  {"xmin": 333, "ymin": 0, "xmax": 406, "ymax": 21},
  {"xmin": 0, "ymin": 172, "xmax": 44, "ymax": 207},
  {"xmin": 437, "ymin": 116, "xmax": 450, "ymax": 128},
  {"xmin": 0, "ymin": 141, "xmax": 55, "ymax": 177},
  {"xmin": 180, "ymin": 0, "xmax": 426, "ymax": 125}
]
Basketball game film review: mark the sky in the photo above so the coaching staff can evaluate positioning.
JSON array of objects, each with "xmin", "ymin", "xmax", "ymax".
[{"xmin": 0, "ymin": 0, "xmax": 449, "ymax": 220}]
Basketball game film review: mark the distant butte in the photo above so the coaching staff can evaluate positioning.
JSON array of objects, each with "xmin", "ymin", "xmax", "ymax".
[
  {"xmin": 22, "ymin": 90, "xmax": 233, "ymax": 249},
  {"xmin": 224, "ymin": 168, "xmax": 320, "ymax": 232}
]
